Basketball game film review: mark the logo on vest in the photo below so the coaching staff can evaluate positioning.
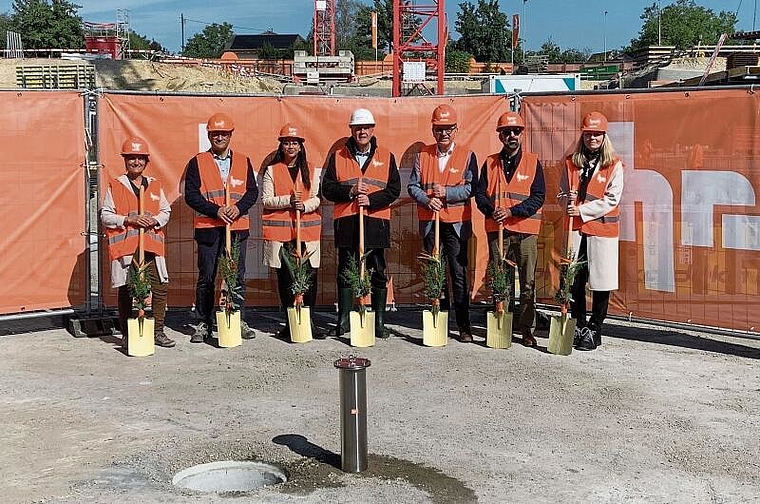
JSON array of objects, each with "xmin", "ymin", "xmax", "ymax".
[
  {"xmin": 150, "ymin": 192, "xmax": 160, "ymax": 201},
  {"xmin": 449, "ymin": 168, "xmax": 459, "ymax": 174},
  {"xmin": 596, "ymin": 174, "xmax": 607, "ymax": 183},
  {"xmin": 516, "ymin": 173, "xmax": 529, "ymax": 182},
  {"xmin": 372, "ymin": 159, "xmax": 384, "ymax": 168},
  {"xmin": 230, "ymin": 176, "xmax": 244, "ymax": 188}
]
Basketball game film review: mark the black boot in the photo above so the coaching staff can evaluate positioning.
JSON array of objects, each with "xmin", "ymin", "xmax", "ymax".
[
  {"xmin": 372, "ymin": 288, "xmax": 390, "ymax": 339},
  {"xmin": 333, "ymin": 287, "xmax": 352, "ymax": 336}
]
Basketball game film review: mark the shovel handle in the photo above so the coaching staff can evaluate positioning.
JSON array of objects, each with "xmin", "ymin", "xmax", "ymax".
[
  {"xmin": 138, "ymin": 184, "xmax": 145, "ymax": 265},
  {"xmin": 225, "ymin": 180, "xmax": 231, "ymax": 255},
  {"xmin": 433, "ymin": 210, "xmax": 440, "ymax": 256},
  {"xmin": 359, "ymin": 205, "xmax": 365, "ymax": 277}
]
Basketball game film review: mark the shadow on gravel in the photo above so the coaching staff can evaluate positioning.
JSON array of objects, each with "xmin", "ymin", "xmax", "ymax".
[
  {"xmin": 609, "ymin": 324, "xmax": 760, "ymax": 359},
  {"xmin": 273, "ymin": 434, "xmax": 340, "ymax": 469}
]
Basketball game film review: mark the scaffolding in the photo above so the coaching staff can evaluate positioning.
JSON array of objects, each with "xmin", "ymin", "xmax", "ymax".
[
  {"xmin": 392, "ymin": 0, "xmax": 446, "ymax": 96},
  {"xmin": 313, "ymin": 0, "xmax": 335, "ymax": 57},
  {"xmin": 116, "ymin": 9, "xmax": 131, "ymax": 60}
]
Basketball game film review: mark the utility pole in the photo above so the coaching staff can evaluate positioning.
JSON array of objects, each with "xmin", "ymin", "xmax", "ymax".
[
  {"xmin": 522, "ymin": 0, "xmax": 528, "ymax": 58},
  {"xmin": 604, "ymin": 10, "xmax": 608, "ymax": 62},
  {"xmin": 657, "ymin": 0, "xmax": 662, "ymax": 45},
  {"xmin": 181, "ymin": 13, "xmax": 185, "ymax": 54}
]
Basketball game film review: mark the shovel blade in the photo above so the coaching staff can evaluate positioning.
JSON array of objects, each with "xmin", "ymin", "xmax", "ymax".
[
  {"xmin": 127, "ymin": 317, "xmax": 155, "ymax": 357},
  {"xmin": 486, "ymin": 311, "xmax": 513, "ymax": 349},
  {"xmin": 422, "ymin": 310, "xmax": 448, "ymax": 347},
  {"xmin": 216, "ymin": 310, "xmax": 242, "ymax": 348},
  {"xmin": 548, "ymin": 314, "xmax": 575, "ymax": 356},
  {"xmin": 349, "ymin": 311, "xmax": 375, "ymax": 347},
  {"xmin": 287, "ymin": 306, "xmax": 313, "ymax": 343}
]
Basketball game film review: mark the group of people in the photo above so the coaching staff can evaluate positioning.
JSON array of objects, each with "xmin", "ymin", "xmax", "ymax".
[{"xmin": 101, "ymin": 106, "xmax": 623, "ymax": 353}]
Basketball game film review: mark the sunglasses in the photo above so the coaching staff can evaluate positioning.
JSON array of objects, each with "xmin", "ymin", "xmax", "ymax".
[{"xmin": 500, "ymin": 128, "xmax": 523, "ymax": 136}]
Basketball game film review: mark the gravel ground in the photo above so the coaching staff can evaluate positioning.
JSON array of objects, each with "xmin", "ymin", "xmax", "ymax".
[{"xmin": 2, "ymin": 309, "xmax": 759, "ymax": 504}]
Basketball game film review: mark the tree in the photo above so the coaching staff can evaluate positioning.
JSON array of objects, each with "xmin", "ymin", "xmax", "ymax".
[
  {"xmin": 129, "ymin": 31, "xmax": 168, "ymax": 53},
  {"xmin": 183, "ymin": 22, "xmax": 233, "ymax": 58},
  {"xmin": 454, "ymin": 0, "xmax": 511, "ymax": 63},
  {"xmin": 0, "ymin": 13, "xmax": 13, "ymax": 50},
  {"xmin": 628, "ymin": 0, "xmax": 737, "ymax": 51},
  {"xmin": 446, "ymin": 49, "xmax": 473, "ymax": 72},
  {"xmin": 11, "ymin": 0, "xmax": 83, "ymax": 49},
  {"xmin": 537, "ymin": 38, "xmax": 590, "ymax": 63}
]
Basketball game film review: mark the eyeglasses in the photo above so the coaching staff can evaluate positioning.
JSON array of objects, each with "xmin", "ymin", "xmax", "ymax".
[
  {"xmin": 433, "ymin": 126, "xmax": 456, "ymax": 135},
  {"xmin": 281, "ymin": 140, "xmax": 300, "ymax": 146},
  {"xmin": 500, "ymin": 128, "xmax": 523, "ymax": 137}
]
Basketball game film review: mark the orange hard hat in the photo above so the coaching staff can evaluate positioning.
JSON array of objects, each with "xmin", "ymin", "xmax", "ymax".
[
  {"xmin": 581, "ymin": 111, "xmax": 608, "ymax": 132},
  {"xmin": 278, "ymin": 123, "xmax": 305, "ymax": 141},
  {"xmin": 206, "ymin": 113, "xmax": 235, "ymax": 132},
  {"xmin": 431, "ymin": 104, "xmax": 457, "ymax": 126},
  {"xmin": 496, "ymin": 111, "xmax": 525, "ymax": 131},
  {"xmin": 120, "ymin": 136, "xmax": 150, "ymax": 156}
]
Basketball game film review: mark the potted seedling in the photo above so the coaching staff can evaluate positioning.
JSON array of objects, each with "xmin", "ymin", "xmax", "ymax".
[
  {"xmin": 548, "ymin": 217, "xmax": 585, "ymax": 356},
  {"xmin": 125, "ymin": 184, "xmax": 155, "ymax": 357},
  {"xmin": 419, "ymin": 212, "xmax": 448, "ymax": 347},
  {"xmin": 281, "ymin": 243, "xmax": 314, "ymax": 343},
  {"xmin": 485, "ymin": 249, "xmax": 515, "ymax": 349},
  {"xmin": 342, "ymin": 249, "xmax": 374, "ymax": 347},
  {"xmin": 216, "ymin": 182, "xmax": 243, "ymax": 348}
]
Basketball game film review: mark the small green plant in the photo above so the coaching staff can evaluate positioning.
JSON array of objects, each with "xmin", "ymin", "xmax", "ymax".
[
  {"xmin": 219, "ymin": 240, "xmax": 243, "ymax": 313},
  {"xmin": 127, "ymin": 261, "xmax": 151, "ymax": 319},
  {"xmin": 341, "ymin": 254, "xmax": 372, "ymax": 315},
  {"xmin": 418, "ymin": 252, "xmax": 446, "ymax": 316},
  {"xmin": 555, "ymin": 247, "xmax": 586, "ymax": 314},
  {"xmin": 486, "ymin": 256, "xmax": 515, "ymax": 315},
  {"xmin": 280, "ymin": 244, "xmax": 314, "ymax": 308}
]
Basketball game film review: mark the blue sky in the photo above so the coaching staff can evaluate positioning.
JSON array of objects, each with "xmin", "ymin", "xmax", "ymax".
[{"xmin": 0, "ymin": 0, "xmax": 756, "ymax": 54}]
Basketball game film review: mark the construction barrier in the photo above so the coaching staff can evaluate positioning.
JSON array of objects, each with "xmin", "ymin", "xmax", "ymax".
[
  {"xmin": 0, "ymin": 90, "xmax": 87, "ymax": 315},
  {"xmin": 2, "ymin": 88, "xmax": 759, "ymax": 334}
]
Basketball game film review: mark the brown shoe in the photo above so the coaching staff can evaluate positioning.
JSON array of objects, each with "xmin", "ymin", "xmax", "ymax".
[
  {"xmin": 154, "ymin": 331, "xmax": 176, "ymax": 348},
  {"xmin": 522, "ymin": 333, "xmax": 537, "ymax": 348},
  {"xmin": 458, "ymin": 330, "xmax": 473, "ymax": 343}
]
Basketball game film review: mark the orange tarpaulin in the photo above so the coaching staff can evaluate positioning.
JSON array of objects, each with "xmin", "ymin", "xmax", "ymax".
[{"xmin": 0, "ymin": 91, "xmax": 86, "ymax": 315}]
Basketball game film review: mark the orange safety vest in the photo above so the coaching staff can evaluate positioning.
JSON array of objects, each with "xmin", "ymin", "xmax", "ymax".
[
  {"xmin": 105, "ymin": 177, "xmax": 165, "ymax": 261},
  {"xmin": 565, "ymin": 157, "xmax": 620, "ymax": 238},
  {"xmin": 262, "ymin": 162, "xmax": 322, "ymax": 242},
  {"xmin": 193, "ymin": 151, "xmax": 250, "ymax": 231},
  {"xmin": 416, "ymin": 144, "xmax": 472, "ymax": 223},
  {"xmin": 333, "ymin": 145, "xmax": 392, "ymax": 221},
  {"xmin": 484, "ymin": 151, "xmax": 542, "ymax": 235}
]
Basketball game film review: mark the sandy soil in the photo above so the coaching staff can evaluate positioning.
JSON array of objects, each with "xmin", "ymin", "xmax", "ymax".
[{"xmin": 1, "ymin": 310, "xmax": 759, "ymax": 503}]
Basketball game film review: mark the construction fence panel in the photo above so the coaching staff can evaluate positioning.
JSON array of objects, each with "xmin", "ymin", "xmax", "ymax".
[
  {"xmin": 522, "ymin": 88, "xmax": 760, "ymax": 333},
  {"xmin": 0, "ymin": 90, "xmax": 87, "ymax": 315},
  {"xmin": 97, "ymin": 93, "xmax": 508, "ymax": 310}
]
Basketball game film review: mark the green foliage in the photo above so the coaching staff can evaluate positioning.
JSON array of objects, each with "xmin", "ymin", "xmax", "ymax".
[
  {"xmin": 11, "ymin": 0, "xmax": 84, "ymax": 49},
  {"xmin": 341, "ymin": 254, "xmax": 371, "ymax": 313},
  {"xmin": 280, "ymin": 244, "xmax": 314, "ymax": 307},
  {"xmin": 454, "ymin": 0, "xmax": 511, "ymax": 63},
  {"xmin": 628, "ymin": 0, "xmax": 737, "ymax": 51},
  {"xmin": 129, "ymin": 31, "xmax": 168, "ymax": 53},
  {"xmin": 258, "ymin": 42, "xmax": 281, "ymax": 60},
  {"xmin": 128, "ymin": 262, "xmax": 151, "ymax": 316},
  {"xmin": 446, "ymin": 49, "xmax": 473, "ymax": 72},
  {"xmin": 0, "ymin": 13, "xmax": 13, "ymax": 50},
  {"xmin": 219, "ymin": 240, "xmax": 242, "ymax": 312},
  {"xmin": 486, "ymin": 257, "xmax": 513, "ymax": 304},
  {"xmin": 554, "ymin": 248, "xmax": 586, "ymax": 308},
  {"xmin": 536, "ymin": 39, "xmax": 590, "ymax": 64},
  {"xmin": 418, "ymin": 252, "xmax": 447, "ymax": 316},
  {"xmin": 183, "ymin": 22, "xmax": 233, "ymax": 58}
]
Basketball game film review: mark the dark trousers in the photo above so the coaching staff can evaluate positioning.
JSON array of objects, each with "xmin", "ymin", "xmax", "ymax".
[
  {"xmin": 337, "ymin": 247, "xmax": 387, "ymax": 290},
  {"xmin": 487, "ymin": 232, "xmax": 538, "ymax": 335},
  {"xmin": 570, "ymin": 235, "xmax": 611, "ymax": 336},
  {"xmin": 423, "ymin": 223, "xmax": 471, "ymax": 331},
  {"xmin": 276, "ymin": 253, "xmax": 318, "ymax": 315},
  {"xmin": 195, "ymin": 228, "xmax": 248, "ymax": 325},
  {"xmin": 118, "ymin": 259, "xmax": 168, "ymax": 333}
]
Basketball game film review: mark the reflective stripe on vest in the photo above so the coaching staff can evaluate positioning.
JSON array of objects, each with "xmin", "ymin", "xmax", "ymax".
[
  {"xmin": 262, "ymin": 162, "xmax": 322, "ymax": 242},
  {"xmin": 333, "ymin": 145, "xmax": 392, "ymax": 220},
  {"xmin": 193, "ymin": 151, "xmax": 251, "ymax": 230},
  {"xmin": 484, "ymin": 151, "xmax": 542, "ymax": 235},
  {"xmin": 565, "ymin": 157, "xmax": 621, "ymax": 238},
  {"xmin": 416, "ymin": 144, "xmax": 472, "ymax": 223},
  {"xmin": 105, "ymin": 176, "xmax": 166, "ymax": 261}
]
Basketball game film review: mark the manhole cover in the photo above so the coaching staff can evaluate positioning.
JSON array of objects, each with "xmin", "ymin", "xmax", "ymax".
[{"xmin": 172, "ymin": 461, "xmax": 287, "ymax": 493}]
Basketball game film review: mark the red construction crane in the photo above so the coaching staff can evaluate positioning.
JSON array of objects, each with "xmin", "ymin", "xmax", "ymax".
[
  {"xmin": 392, "ymin": 0, "xmax": 446, "ymax": 96},
  {"xmin": 313, "ymin": 0, "xmax": 336, "ymax": 56}
]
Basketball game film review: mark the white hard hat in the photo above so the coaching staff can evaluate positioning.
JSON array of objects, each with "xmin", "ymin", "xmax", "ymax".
[{"xmin": 349, "ymin": 108, "xmax": 376, "ymax": 126}]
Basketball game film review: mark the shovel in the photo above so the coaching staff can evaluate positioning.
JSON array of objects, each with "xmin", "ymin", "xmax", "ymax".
[
  {"xmin": 548, "ymin": 187, "xmax": 578, "ymax": 356},
  {"xmin": 127, "ymin": 183, "xmax": 155, "ymax": 357},
  {"xmin": 487, "ymin": 176, "xmax": 512, "ymax": 349},
  {"xmin": 423, "ymin": 210, "xmax": 447, "ymax": 347},
  {"xmin": 288, "ymin": 185, "xmax": 313, "ymax": 343},
  {"xmin": 217, "ymin": 179, "xmax": 242, "ymax": 348},
  {"xmin": 350, "ymin": 201, "xmax": 375, "ymax": 347}
]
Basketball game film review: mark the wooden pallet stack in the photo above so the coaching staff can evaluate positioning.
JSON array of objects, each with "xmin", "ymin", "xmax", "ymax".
[{"xmin": 16, "ymin": 64, "xmax": 96, "ymax": 89}]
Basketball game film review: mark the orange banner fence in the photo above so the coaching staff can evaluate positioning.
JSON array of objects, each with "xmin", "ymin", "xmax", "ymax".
[{"xmin": 2, "ymin": 89, "xmax": 759, "ymax": 335}]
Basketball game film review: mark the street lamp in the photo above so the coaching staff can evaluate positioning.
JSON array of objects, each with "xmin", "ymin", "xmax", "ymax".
[
  {"xmin": 657, "ymin": 0, "xmax": 662, "ymax": 46},
  {"xmin": 523, "ymin": 0, "xmax": 528, "ymax": 57},
  {"xmin": 604, "ymin": 10, "xmax": 608, "ymax": 62}
]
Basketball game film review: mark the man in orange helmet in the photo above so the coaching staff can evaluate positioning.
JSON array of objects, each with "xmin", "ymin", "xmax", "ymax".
[
  {"xmin": 184, "ymin": 113, "xmax": 259, "ymax": 342},
  {"xmin": 475, "ymin": 111, "xmax": 545, "ymax": 348},
  {"xmin": 101, "ymin": 137, "xmax": 176, "ymax": 350},
  {"xmin": 408, "ymin": 104, "xmax": 478, "ymax": 342}
]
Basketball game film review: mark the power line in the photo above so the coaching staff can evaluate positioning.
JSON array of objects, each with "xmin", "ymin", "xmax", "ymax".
[{"xmin": 182, "ymin": 17, "xmax": 270, "ymax": 34}]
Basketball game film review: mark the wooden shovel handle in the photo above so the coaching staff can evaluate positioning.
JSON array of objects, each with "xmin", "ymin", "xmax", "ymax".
[
  {"xmin": 225, "ymin": 180, "xmax": 231, "ymax": 255},
  {"xmin": 138, "ymin": 184, "xmax": 145, "ymax": 265}
]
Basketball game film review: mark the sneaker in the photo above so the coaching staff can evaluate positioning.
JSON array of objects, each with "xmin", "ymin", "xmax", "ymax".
[
  {"xmin": 575, "ymin": 327, "xmax": 597, "ymax": 351},
  {"xmin": 573, "ymin": 326, "xmax": 584, "ymax": 347},
  {"xmin": 191, "ymin": 321, "xmax": 209, "ymax": 343},
  {"xmin": 154, "ymin": 331, "xmax": 176, "ymax": 348},
  {"xmin": 241, "ymin": 321, "xmax": 256, "ymax": 339}
]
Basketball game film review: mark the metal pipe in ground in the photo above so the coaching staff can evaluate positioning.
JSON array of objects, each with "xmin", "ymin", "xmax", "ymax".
[{"xmin": 334, "ymin": 356, "xmax": 371, "ymax": 472}]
